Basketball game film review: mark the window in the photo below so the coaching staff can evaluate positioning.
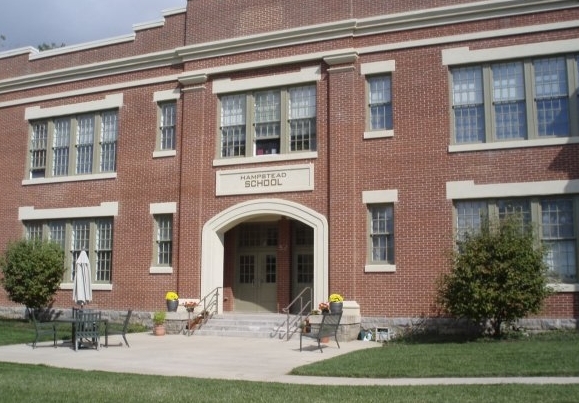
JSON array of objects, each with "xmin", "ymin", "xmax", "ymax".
[
  {"xmin": 155, "ymin": 215, "xmax": 172, "ymax": 266},
  {"xmin": 24, "ymin": 218, "xmax": 114, "ymax": 284},
  {"xmin": 28, "ymin": 110, "xmax": 118, "ymax": 179},
  {"xmin": 455, "ymin": 198, "xmax": 578, "ymax": 283},
  {"xmin": 367, "ymin": 75, "xmax": 393, "ymax": 131},
  {"xmin": 159, "ymin": 102, "xmax": 176, "ymax": 151},
  {"xmin": 219, "ymin": 85, "xmax": 316, "ymax": 158},
  {"xmin": 451, "ymin": 55, "xmax": 579, "ymax": 144},
  {"xmin": 368, "ymin": 204, "xmax": 394, "ymax": 264}
]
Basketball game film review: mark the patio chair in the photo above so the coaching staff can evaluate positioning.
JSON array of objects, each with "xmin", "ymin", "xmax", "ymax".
[
  {"xmin": 106, "ymin": 309, "xmax": 132, "ymax": 347},
  {"xmin": 74, "ymin": 310, "xmax": 102, "ymax": 351},
  {"xmin": 31, "ymin": 310, "xmax": 57, "ymax": 349},
  {"xmin": 300, "ymin": 311, "xmax": 342, "ymax": 352}
]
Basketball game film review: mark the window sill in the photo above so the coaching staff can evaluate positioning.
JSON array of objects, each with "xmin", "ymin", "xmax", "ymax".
[
  {"xmin": 365, "ymin": 264, "xmax": 396, "ymax": 273},
  {"xmin": 449, "ymin": 136, "xmax": 579, "ymax": 153},
  {"xmin": 548, "ymin": 283, "xmax": 579, "ymax": 293},
  {"xmin": 22, "ymin": 172, "xmax": 117, "ymax": 186},
  {"xmin": 364, "ymin": 130, "xmax": 394, "ymax": 139},
  {"xmin": 60, "ymin": 283, "xmax": 113, "ymax": 291},
  {"xmin": 150, "ymin": 266, "xmax": 173, "ymax": 274},
  {"xmin": 153, "ymin": 150, "xmax": 176, "ymax": 158},
  {"xmin": 213, "ymin": 151, "xmax": 317, "ymax": 167}
]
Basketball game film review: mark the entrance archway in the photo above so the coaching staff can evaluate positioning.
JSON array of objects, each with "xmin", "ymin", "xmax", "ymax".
[{"xmin": 201, "ymin": 199, "xmax": 328, "ymax": 314}]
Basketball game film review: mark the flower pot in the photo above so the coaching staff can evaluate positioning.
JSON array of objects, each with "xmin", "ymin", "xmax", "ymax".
[
  {"xmin": 153, "ymin": 324, "xmax": 166, "ymax": 336},
  {"xmin": 166, "ymin": 299, "xmax": 179, "ymax": 312},
  {"xmin": 320, "ymin": 336, "xmax": 330, "ymax": 343},
  {"xmin": 329, "ymin": 301, "xmax": 343, "ymax": 314}
]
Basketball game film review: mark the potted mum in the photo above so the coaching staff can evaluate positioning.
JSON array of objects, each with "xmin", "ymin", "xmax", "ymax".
[
  {"xmin": 165, "ymin": 291, "xmax": 179, "ymax": 312},
  {"xmin": 329, "ymin": 293, "xmax": 344, "ymax": 314},
  {"xmin": 153, "ymin": 311, "xmax": 166, "ymax": 336}
]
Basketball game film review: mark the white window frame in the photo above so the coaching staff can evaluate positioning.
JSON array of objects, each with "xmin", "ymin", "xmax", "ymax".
[
  {"xmin": 153, "ymin": 89, "xmax": 180, "ymax": 158},
  {"xmin": 444, "ymin": 40, "xmax": 579, "ymax": 153},
  {"xmin": 363, "ymin": 190, "xmax": 398, "ymax": 272},
  {"xmin": 361, "ymin": 60, "xmax": 395, "ymax": 139},
  {"xmin": 447, "ymin": 179, "xmax": 579, "ymax": 292},
  {"xmin": 212, "ymin": 66, "xmax": 320, "ymax": 167},
  {"xmin": 149, "ymin": 202, "xmax": 177, "ymax": 274}
]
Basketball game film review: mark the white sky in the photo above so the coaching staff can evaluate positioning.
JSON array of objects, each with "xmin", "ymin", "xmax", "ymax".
[{"xmin": 0, "ymin": 0, "xmax": 186, "ymax": 51}]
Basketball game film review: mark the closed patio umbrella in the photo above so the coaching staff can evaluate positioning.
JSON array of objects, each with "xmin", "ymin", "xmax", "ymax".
[{"xmin": 73, "ymin": 251, "xmax": 92, "ymax": 307}]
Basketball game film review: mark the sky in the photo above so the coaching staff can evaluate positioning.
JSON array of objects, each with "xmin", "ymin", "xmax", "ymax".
[{"xmin": 0, "ymin": 0, "xmax": 186, "ymax": 51}]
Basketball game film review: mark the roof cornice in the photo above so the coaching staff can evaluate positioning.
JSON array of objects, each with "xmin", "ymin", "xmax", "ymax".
[{"xmin": 0, "ymin": 0, "xmax": 577, "ymax": 95}]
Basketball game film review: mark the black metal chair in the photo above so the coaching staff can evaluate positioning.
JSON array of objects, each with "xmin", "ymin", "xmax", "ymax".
[
  {"xmin": 74, "ymin": 310, "xmax": 102, "ymax": 351},
  {"xmin": 300, "ymin": 312, "xmax": 342, "ymax": 352},
  {"xmin": 106, "ymin": 309, "xmax": 132, "ymax": 347},
  {"xmin": 31, "ymin": 310, "xmax": 57, "ymax": 349}
]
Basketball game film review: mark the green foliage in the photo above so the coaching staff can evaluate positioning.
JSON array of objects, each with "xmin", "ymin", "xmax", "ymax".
[
  {"xmin": 153, "ymin": 311, "xmax": 166, "ymax": 325},
  {"xmin": 37, "ymin": 42, "xmax": 66, "ymax": 51},
  {"xmin": 0, "ymin": 239, "xmax": 65, "ymax": 310},
  {"xmin": 437, "ymin": 215, "xmax": 552, "ymax": 337}
]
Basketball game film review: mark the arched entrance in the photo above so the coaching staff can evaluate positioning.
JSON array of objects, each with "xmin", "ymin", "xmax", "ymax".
[{"xmin": 201, "ymin": 199, "xmax": 328, "ymax": 314}]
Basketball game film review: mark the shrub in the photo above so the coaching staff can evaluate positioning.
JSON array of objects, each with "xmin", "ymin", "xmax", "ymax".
[
  {"xmin": 0, "ymin": 239, "xmax": 65, "ymax": 310},
  {"xmin": 437, "ymin": 215, "xmax": 552, "ymax": 338}
]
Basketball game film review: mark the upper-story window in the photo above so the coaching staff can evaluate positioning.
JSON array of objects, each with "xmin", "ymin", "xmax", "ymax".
[
  {"xmin": 219, "ymin": 85, "xmax": 316, "ymax": 158},
  {"xmin": 451, "ymin": 55, "xmax": 579, "ymax": 144},
  {"xmin": 28, "ymin": 110, "xmax": 118, "ymax": 179},
  {"xmin": 367, "ymin": 75, "xmax": 393, "ymax": 131},
  {"xmin": 158, "ymin": 102, "xmax": 176, "ymax": 151}
]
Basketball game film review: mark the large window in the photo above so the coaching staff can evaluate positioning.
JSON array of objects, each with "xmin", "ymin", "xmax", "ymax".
[
  {"xmin": 368, "ymin": 204, "xmax": 395, "ymax": 265},
  {"xmin": 367, "ymin": 75, "xmax": 393, "ymax": 131},
  {"xmin": 25, "ymin": 218, "xmax": 114, "ymax": 284},
  {"xmin": 219, "ymin": 85, "xmax": 316, "ymax": 158},
  {"xmin": 455, "ymin": 198, "xmax": 578, "ymax": 284},
  {"xmin": 28, "ymin": 110, "xmax": 118, "ymax": 179},
  {"xmin": 451, "ymin": 55, "xmax": 579, "ymax": 144}
]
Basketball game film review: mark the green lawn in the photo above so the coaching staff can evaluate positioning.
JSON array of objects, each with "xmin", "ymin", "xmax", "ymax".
[{"xmin": 1, "ymin": 318, "xmax": 578, "ymax": 403}]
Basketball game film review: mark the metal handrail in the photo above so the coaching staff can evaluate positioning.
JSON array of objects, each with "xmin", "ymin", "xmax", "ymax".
[
  {"xmin": 272, "ymin": 287, "xmax": 313, "ymax": 340},
  {"xmin": 186, "ymin": 286, "xmax": 221, "ymax": 335}
]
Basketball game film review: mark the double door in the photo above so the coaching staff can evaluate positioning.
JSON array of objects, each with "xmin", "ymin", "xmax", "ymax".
[{"xmin": 234, "ymin": 252, "xmax": 277, "ymax": 312}]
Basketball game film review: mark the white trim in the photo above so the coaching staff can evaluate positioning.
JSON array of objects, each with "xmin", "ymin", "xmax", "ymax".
[
  {"xmin": 213, "ymin": 151, "xmax": 317, "ymax": 167},
  {"xmin": 446, "ymin": 179, "xmax": 579, "ymax": 200},
  {"xmin": 153, "ymin": 89, "xmax": 181, "ymax": 102},
  {"xmin": 162, "ymin": 7, "xmax": 187, "ymax": 17},
  {"xmin": 25, "ymin": 93, "xmax": 123, "ymax": 120},
  {"xmin": 18, "ymin": 202, "xmax": 119, "ymax": 220},
  {"xmin": 29, "ymin": 35, "xmax": 136, "ymax": 60},
  {"xmin": 201, "ymin": 199, "xmax": 329, "ymax": 314},
  {"xmin": 365, "ymin": 264, "xmax": 397, "ymax": 273},
  {"xmin": 449, "ymin": 136, "xmax": 579, "ymax": 153},
  {"xmin": 133, "ymin": 20, "xmax": 165, "ymax": 32},
  {"xmin": 0, "ymin": 47, "xmax": 37, "ymax": 59},
  {"xmin": 549, "ymin": 283, "xmax": 579, "ymax": 292},
  {"xmin": 212, "ymin": 65, "xmax": 321, "ymax": 94},
  {"xmin": 149, "ymin": 202, "xmax": 177, "ymax": 215},
  {"xmin": 442, "ymin": 37, "xmax": 579, "ymax": 65},
  {"xmin": 153, "ymin": 150, "xmax": 177, "ymax": 158},
  {"xmin": 22, "ymin": 173, "xmax": 117, "ymax": 186},
  {"xmin": 364, "ymin": 130, "xmax": 394, "ymax": 139},
  {"xmin": 60, "ymin": 283, "xmax": 113, "ymax": 291},
  {"xmin": 362, "ymin": 189, "xmax": 399, "ymax": 204},
  {"xmin": 360, "ymin": 60, "xmax": 396, "ymax": 75},
  {"xmin": 149, "ymin": 266, "xmax": 174, "ymax": 274}
]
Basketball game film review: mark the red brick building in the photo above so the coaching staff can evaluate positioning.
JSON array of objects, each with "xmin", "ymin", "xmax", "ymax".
[{"xmin": 0, "ymin": 0, "xmax": 577, "ymax": 328}]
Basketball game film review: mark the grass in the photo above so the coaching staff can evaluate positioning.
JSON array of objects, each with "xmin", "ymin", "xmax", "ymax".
[
  {"xmin": 290, "ymin": 331, "xmax": 579, "ymax": 378},
  {"xmin": 1, "ymin": 318, "xmax": 578, "ymax": 403}
]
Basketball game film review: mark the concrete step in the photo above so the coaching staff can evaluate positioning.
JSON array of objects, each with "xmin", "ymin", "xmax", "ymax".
[{"xmin": 193, "ymin": 313, "xmax": 301, "ymax": 339}]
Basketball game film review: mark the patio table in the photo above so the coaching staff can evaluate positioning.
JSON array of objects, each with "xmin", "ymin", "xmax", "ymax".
[{"xmin": 54, "ymin": 313, "xmax": 109, "ymax": 348}]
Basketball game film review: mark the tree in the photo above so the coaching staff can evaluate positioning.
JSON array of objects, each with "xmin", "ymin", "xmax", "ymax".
[
  {"xmin": 0, "ymin": 239, "xmax": 65, "ymax": 310},
  {"xmin": 437, "ymin": 215, "xmax": 552, "ymax": 338},
  {"xmin": 37, "ymin": 42, "xmax": 66, "ymax": 51}
]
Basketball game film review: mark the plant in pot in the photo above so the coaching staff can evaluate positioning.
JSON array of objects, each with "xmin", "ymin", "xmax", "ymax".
[
  {"xmin": 165, "ymin": 291, "xmax": 179, "ymax": 312},
  {"xmin": 328, "ymin": 293, "xmax": 344, "ymax": 314},
  {"xmin": 153, "ymin": 311, "xmax": 166, "ymax": 336}
]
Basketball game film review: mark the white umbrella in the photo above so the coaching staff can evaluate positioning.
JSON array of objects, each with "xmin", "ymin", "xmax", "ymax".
[{"xmin": 73, "ymin": 251, "xmax": 92, "ymax": 307}]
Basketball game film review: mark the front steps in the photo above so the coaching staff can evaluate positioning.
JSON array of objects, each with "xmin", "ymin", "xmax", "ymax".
[{"xmin": 193, "ymin": 313, "xmax": 299, "ymax": 339}]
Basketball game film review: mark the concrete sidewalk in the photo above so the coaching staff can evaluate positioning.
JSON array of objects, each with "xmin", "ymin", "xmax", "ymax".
[{"xmin": 1, "ymin": 332, "xmax": 578, "ymax": 386}]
